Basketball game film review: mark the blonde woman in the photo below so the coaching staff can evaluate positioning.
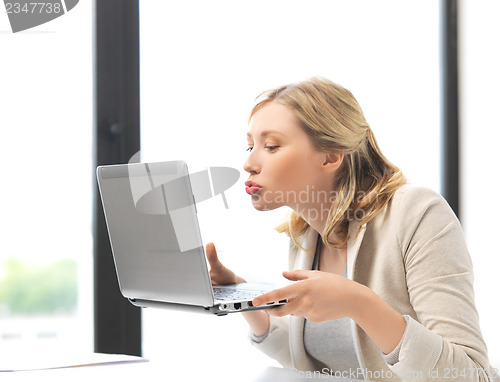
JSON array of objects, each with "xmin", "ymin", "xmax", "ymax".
[{"xmin": 206, "ymin": 78, "xmax": 497, "ymax": 381}]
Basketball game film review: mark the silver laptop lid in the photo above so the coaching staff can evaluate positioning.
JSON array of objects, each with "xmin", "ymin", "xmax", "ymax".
[{"xmin": 96, "ymin": 160, "xmax": 214, "ymax": 307}]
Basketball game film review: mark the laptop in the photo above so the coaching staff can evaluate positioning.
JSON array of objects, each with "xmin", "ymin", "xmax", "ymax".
[{"xmin": 96, "ymin": 160, "xmax": 286, "ymax": 315}]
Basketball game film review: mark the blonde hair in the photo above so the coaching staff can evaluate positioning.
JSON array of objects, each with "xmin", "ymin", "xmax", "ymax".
[{"xmin": 249, "ymin": 77, "xmax": 406, "ymax": 249}]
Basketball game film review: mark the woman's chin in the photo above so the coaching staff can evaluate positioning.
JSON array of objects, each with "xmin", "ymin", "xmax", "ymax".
[{"xmin": 250, "ymin": 197, "xmax": 279, "ymax": 211}]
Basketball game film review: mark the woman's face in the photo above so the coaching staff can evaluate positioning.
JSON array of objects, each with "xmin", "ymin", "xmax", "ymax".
[{"xmin": 244, "ymin": 101, "xmax": 335, "ymax": 212}]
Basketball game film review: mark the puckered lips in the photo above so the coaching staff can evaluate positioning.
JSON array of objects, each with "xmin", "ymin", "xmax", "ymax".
[{"xmin": 245, "ymin": 180, "xmax": 262, "ymax": 195}]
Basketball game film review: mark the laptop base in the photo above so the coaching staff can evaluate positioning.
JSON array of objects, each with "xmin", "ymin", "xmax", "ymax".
[{"xmin": 129, "ymin": 298, "xmax": 284, "ymax": 316}]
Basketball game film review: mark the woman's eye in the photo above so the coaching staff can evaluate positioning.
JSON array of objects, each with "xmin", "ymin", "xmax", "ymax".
[
  {"xmin": 246, "ymin": 145, "xmax": 279, "ymax": 152},
  {"xmin": 265, "ymin": 145, "xmax": 280, "ymax": 152}
]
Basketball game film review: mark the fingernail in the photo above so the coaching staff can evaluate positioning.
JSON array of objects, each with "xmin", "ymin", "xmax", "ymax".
[{"xmin": 253, "ymin": 299, "xmax": 261, "ymax": 307}]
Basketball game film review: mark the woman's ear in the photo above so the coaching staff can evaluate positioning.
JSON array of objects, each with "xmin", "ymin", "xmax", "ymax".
[{"xmin": 322, "ymin": 152, "xmax": 344, "ymax": 173}]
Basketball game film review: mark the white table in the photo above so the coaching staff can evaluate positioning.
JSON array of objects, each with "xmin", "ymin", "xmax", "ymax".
[{"xmin": 0, "ymin": 352, "xmax": 362, "ymax": 382}]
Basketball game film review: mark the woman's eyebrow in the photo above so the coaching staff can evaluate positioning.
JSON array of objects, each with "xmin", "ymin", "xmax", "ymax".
[{"xmin": 246, "ymin": 130, "xmax": 286, "ymax": 139}]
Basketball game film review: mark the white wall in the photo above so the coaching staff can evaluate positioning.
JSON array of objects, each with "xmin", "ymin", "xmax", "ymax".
[{"xmin": 460, "ymin": 0, "xmax": 500, "ymax": 363}]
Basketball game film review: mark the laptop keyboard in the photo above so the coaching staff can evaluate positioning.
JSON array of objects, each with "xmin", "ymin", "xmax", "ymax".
[{"xmin": 213, "ymin": 286, "xmax": 267, "ymax": 301}]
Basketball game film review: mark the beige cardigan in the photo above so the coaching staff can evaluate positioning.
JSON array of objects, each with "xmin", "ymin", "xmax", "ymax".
[{"xmin": 250, "ymin": 185, "xmax": 498, "ymax": 381}]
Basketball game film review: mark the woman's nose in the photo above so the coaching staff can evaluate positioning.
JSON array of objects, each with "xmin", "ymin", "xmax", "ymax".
[{"xmin": 243, "ymin": 151, "xmax": 260, "ymax": 175}]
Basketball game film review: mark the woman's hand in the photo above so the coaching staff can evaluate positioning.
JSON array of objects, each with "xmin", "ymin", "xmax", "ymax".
[
  {"xmin": 206, "ymin": 242, "xmax": 270, "ymax": 336},
  {"xmin": 252, "ymin": 269, "xmax": 407, "ymax": 354},
  {"xmin": 252, "ymin": 270, "xmax": 366, "ymax": 322},
  {"xmin": 205, "ymin": 242, "xmax": 246, "ymax": 285}
]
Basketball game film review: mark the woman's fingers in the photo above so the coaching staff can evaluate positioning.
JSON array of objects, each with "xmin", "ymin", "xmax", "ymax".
[
  {"xmin": 282, "ymin": 269, "xmax": 312, "ymax": 281},
  {"xmin": 206, "ymin": 242, "xmax": 239, "ymax": 285},
  {"xmin": 252, "ymin": 270, "xmax": 315, "ymax": 307},
  {"xmin": 252, "ymin": 284, "xmax": 298, "ymax": 307},
  {"xmin": 206, "ymin": 242, "xmax": 223, "ymax": 270},
  {"xmin": 267, "ymin": 298, "xmax": 300, "ymax": 317}
]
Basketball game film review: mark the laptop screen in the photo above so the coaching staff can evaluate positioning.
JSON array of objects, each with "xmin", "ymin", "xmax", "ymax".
[{"xmin": 96, "ymin": 160, "xmax": 213, "ymax": 306}]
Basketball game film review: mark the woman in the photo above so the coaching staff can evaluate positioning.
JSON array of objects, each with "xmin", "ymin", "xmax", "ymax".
[{"xmin": 206, "ymin": 77, "xmax": 497, "ymax": 381}]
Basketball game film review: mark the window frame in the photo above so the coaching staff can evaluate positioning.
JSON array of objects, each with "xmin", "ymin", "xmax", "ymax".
[{"xmin": 93, "ymin": 0, "xmax": 141, "ymax": 356}]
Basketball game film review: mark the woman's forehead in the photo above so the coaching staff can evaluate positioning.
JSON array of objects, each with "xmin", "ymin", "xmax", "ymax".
[{"xmin": 247, "ymin": 102, "xmax": 299, "ymax": 137}]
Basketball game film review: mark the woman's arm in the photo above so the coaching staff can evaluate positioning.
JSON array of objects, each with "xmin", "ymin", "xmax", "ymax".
[
  {"xmin": 242, "ymin": 310, "xmax": 270, "ymax": 338},
  {"xmin": 351, "ymin": 283, "xmax": 407, "ymax": 355},
  {"xmin": 389, "ymin": 187, "xmax": 496, "ymax": 380}
]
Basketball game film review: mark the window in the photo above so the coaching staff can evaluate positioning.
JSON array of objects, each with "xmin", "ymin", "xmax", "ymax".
[
  {"xmin": 139, "ymin": 0, "xmax": 440, "ymax": 360},
  {"xmin": 0, "ymin": 2, "xmax": 93, "ymax": 353}
]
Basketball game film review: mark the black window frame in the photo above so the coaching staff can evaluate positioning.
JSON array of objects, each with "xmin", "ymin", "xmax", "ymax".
[
  {"xmin": 440, "ymin": 0, "xmax": 460, "ymax": 218},
  {"xmin": 93, "ymin": 0, "xmax": 141, "ymax": 356}
]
